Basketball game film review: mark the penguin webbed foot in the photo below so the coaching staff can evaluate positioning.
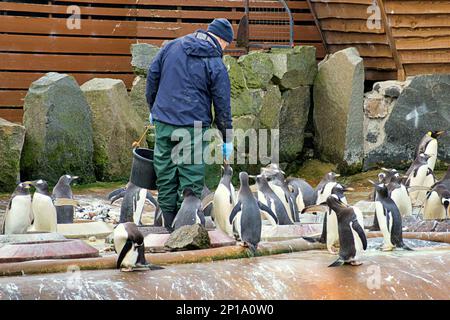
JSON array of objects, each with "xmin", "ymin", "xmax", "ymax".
[
  {"xmin": 328, "ymin": 247, "xmax": 339, "ymax": 255},
  {"xmin": 120, "ymin": 267, "xmax": 134, "ymax": 272},
  {"xmin": 349, "ymin": 260, "xmax": 363, "ymax": 266}
]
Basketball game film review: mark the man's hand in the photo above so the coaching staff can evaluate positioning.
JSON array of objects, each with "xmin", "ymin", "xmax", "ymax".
[
  {"xmin": 148, "ymin": 113, "xmax": 154, "ymax": 125},
  {"xmin": 222, "ymin": 142, "xmax": 233, "ymax": 161}
]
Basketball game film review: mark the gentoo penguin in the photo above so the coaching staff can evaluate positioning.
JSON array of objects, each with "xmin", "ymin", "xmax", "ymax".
[
  {"xmin": 114, "ymin": 222, "xmax": 158, "ymax": 272},
  {"xmin": 415, "ymin": 130, "xmax": 445, "ymax": 171},
  {"xmin": 201, "ymin": 185, "xmax": 213, "ymax": 217},
  {"xmin": 212, "ymin": 164, "xmax": 236, "ymax": 237},
  {"xmin": 109, "ymin": 182, "xmax": 158, "ymax": 225},
  {"xmin": 1, "ymin": 182, "xmax": 33, "ymax": 235},
  {"xmin": 370, "ymin": 180, "xmax": 412, "ymax": 251},
  {"xmin": 52, "ymin": 175, "xmax": 78, "ymax": 224},
  {"xmin": 260, "ymin": 164, "xmax": 298, "ymax": 222},
  {"xmin": 325, "ymin": 195, "xmax": 367, "ymax": 267},
  {"xmin": 424, "ymin": 167, "xmax": 450, "ymax": 220},
  {"xmin": 315, "ymin": 172, "xmax": 340, "ymax": 205},
  {"xmin": 229, "ymin": 172, "xmax": 278, "ymax": 254},
  {"xmin": 387, "ymin": 173, "xmax": 412, "ymax": 217},
  {"xmin": 29, "ymin": 179, "xmax": 57, "ymax": 232},
  {"xmin": 369, "ymin": 169, "xmax": 398, "ymax": 231},
  {"xmin": 253, "ymin": 174, "xmax": 293, "ymax": 225},
  {"xmin": 286, "ymin": 177, "xmax": 315, "ymax": 207},
  {"xmin": 303, "ymin": 184, "xmax": 361, "ymax": 255},
  {"xmin": 171, "ymin": 188, "xmax": 205, "ymax": 230},
  {"xmin": 404, "ymin": 153, "xmax": 433, "ymax": 205}
]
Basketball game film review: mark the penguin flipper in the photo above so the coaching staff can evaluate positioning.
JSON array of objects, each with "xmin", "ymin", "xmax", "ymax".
[
  {"xmin": 302, "ymin": 204, "xmax": 328, "ymax": 214},
  {"xmin": 107, "ymin": 187, "xmax": 126, "ymax": 201},
  {"xmin": 110, "ymin": 191, "xmax": 126, "ymax": 204},
  {"xmin": 328, "ymin": 258, "xmax": 344, "ymax": 267},
  {"xmin": 153, "ymin": 206, "xmax": 162, "ymax": 227},
  {"xmin": 197, "ymin": 208, "xmax": 206, "ymax": 227},
  {"xmin": 302, "ymin": 236, "xmax": 321, "ymax": 243},
  {"xmin": 352, "ymin": 220, "xmax": 367, "ymax": 250},
  {"xmin": 146, "ymin": 191, "xmax": 158, "ymax": 208},
  {"xmin": 117, "ymin": 240, "xmax": 133, "ymax": 269},
  {"xmin": 257, "ymin": 201, "xmax": 279, "ymax": 224},
  {"xmin": 229, "ymin": 201, "xmax": 242, "ymax": 225}
]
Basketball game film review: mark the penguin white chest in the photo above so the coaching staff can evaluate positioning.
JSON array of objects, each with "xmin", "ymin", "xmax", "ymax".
[
  {"xmin": 32, "ymin": 193, "xmax": 57, "ymax": 232},
  {"xmin": 391, "ymin": 187, "xmax": 412, "ymax": 216},
  {"xmin": 424, "ymin": 191, "xmax": 446, "ymax": 220},
  {"xmin": 317, "ymin": 182, "xmax": 337, "ymax": 205},
  {"xmin": 326, "ymin": 210, "xmax": 339, "ymax": 249},
  {"xmin": 268, "ymin": 183, "xmax": 291, "ymax": 220},
  {"xmin": 4, "ymin": 195, "xmax": 32, "ymax": 235},
  {"xmin": 424, "ymin": 139, "xmax": 438, "ymax": 171},
  {"xmin": 375, "ymin": 202, "xmax": 394, "ymax": 248},
  {"xmin": 133, "ymin": 189, "xmax": 147, "ymax": 225},
  {"xmin": 212, "ymin": 184, "xmax": 235, "ymax": 236},
  {"xmin": 121, "ymin": 245, "xmax": 139, "ymax": 268}
]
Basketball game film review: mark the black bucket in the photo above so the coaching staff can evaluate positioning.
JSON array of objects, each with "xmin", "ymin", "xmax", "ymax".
[{"xmin": 130, "ymin": 148, "xmax": 157, "ymax": 190}]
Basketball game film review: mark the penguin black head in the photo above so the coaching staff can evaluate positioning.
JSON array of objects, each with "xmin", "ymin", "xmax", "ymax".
[
  {"xmin": 429, "ymin": 131, "xmax": 445, "ymax": 139},
  {"xmin": 58, "ymin": 174, "xmax": 79, "ymax": 185},
  {"xmin": 325, "ymin": 194, "xmax": 347, "ymax": 212},
  {"xmin": 182, "ymin": 188, "xmax": 196, "ymax": 198},
  {"xmin": 29, "ymin": 179, "xmax": 49, "ymax": 194},
  {"xmin": 325, "ymin": 172, "xmax": 340, "ymax": 182},
  {"xmin": 261, "ymin": 163, "xmax": 285, "ymax": 181},
  {"xmin": 331, "ymin": 184, "xmax": 354, "ymax": 199},
  {"xmin": 239, "ymin": 171, "xmax": 250, "ymax": 187},
  {"xmin": 369, "ymin": 180, "xmax": 389, "ymax": 198},
  {"xmin": 221, "ymin": 164, "xmax": 233, "ymax": 177},
  {"xmin": 15, "ymin": 182, "xmax": 31, "ymax": 195}
]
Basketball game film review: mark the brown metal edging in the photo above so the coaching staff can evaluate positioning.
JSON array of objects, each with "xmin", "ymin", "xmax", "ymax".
[
  {"xmin": 377, "ymin": 0, "xmax": 406, "ymax": 81},
  {"xmin": 305, "ymin": 0, "xmax": 328, "ymax": 54}
]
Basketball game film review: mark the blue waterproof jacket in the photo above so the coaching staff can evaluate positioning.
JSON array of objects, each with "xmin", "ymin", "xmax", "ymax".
[{"xmin": 146, "ymin": 30, "xmax": 232, "ymax": 142}]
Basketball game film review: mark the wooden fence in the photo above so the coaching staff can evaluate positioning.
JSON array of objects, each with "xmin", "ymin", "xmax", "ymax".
[
  {"xmin": 307, "ymin": 0, "xmax": 450, "ymax": 82},
  {"xmin": 0, "ymin": 0, "xmax": 325, "ymax": 123}
]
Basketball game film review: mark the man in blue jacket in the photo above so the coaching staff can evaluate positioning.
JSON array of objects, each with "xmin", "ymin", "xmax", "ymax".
[{"xmin": 146, "ymin": 18, "xmax": 234, "ymax": 228}]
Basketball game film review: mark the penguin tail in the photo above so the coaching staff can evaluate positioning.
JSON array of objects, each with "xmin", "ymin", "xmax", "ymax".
[
  {"xmin": 328, "ymin": 258, "xmax": 344, "ymax": 267},
  {"xmin": 246, "ymin": 243, "xmax": 258, "ymax": 257},
  {"xmin": 402, "ymin": 243, "xmax": 413, "ymax": 251}
]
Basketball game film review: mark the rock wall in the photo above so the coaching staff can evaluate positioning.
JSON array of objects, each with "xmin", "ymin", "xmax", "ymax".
[
  {"xmin": 0, "ymin": 118, "xmax": 26, "ymax": 192},
  {"xmin": 363, "ymin": 75, "xmax": 450, "ymax": 170}
]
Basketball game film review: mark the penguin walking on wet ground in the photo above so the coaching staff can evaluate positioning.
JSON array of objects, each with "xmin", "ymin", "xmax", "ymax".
[
  {"xmin": 114, "ymin": 222, "xmax": 163, "ymax": 272},
  {"xmin": 29, "ymin": 179, "xmax": 57, "ymax": 233},
  {"xmin": 253, "ymin": 174, "xmax": 293, "ymax": 225},
  {"xmin": 109, "ymin": 182, "xmax": 158, "ymax": 225},
  {"xmin": 229, "ymin": 172, "xmax": 278, "ymax": 254},
  {"xmin": 370, "ymin": 180, "xmax": 412, "ymax": 251},
  {"xmin": 52, "ymin": 175, "xmax": 78, "ymax": 224},
  {"xmin": 424, "ymin": 166, "xmax": 450, "ymax": 220},
  {"xmin": 415, "ymin": 130, "xmax": 445, "ymax": 172},
  {"xmin": 1, "ymin": 182, "xmax": 33, "ymax": 235},
  {"xmin": 171, "ymin": 188, "xmax": 205, "ymax": 230},
  {"xmin": 212, "ymin": 164, "xmax": 236, "ymax": 237},
  {"xmin": 386, "ymin": 172, "xmax": 412, "ymax": 217},
  {"xmin": 325, "ymin": 195, "xmax": 367, "ymax": 267}
]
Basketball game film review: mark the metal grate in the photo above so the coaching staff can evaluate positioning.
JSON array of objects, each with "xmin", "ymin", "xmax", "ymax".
[{"xmin": 238, "ymin": 0, "xmax": 294, "ymax": 52}]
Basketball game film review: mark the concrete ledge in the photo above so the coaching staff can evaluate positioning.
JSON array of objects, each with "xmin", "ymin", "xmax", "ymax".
[
  {"xmin": 57, "ymin": 221, "xmax": 114, "ymax": 239},
  {"xmin": 0, "ymin": 238, "xmax": 325, "ymax": 277},
  {"xmin": 368, "ymin": 232, "xmax": 450, "ymax": 244}
]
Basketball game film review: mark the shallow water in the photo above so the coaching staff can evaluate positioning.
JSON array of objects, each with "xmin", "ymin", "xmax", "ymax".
[{"xmin": 0, "ymin": 245, "xmax": 448, "ymax": 300}]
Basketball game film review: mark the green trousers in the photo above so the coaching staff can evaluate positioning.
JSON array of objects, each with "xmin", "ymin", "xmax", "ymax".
[{"xmin": 154, "ymin": 120, "xmax": 206, "ymax": 225}]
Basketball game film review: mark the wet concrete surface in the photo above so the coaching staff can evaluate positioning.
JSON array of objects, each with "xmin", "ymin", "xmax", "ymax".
[{"xmin": 0, "ymin": 247, "xmax": 448, "ymax": 300}]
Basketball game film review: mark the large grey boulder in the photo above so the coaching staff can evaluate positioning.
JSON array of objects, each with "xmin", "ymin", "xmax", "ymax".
[
  {"xmin": 81, "ymin": 78, "xmax": 147, "ymax": 181},
  {"xmin": 21, "ymin": 72, "xmax": 95, "ymax": 184},
  {"xmin": 279, "ymin": 86, "xmax": 310, "ymax": 162},
  {"xmin": 258, "ymin": 85, "xmax": 282, "ymax": 129},
  {"xmin": 363, "ymin": 75, "xmax": 450, "ymax": 169},
  {"xmin": 238, "ymin": 51, "xmax": 274, "ymax": 89},
  {"xmin": 269, "ymin": 46, "xmax": 317, "ymax": 89},
  {"xmin": 313, "ymin": 48, "xmax": 365, "ymax": 173},
  {"xmin": 131, "ymin": 43, "xmax": 160, "ymax": 76},
  {"xmin": 0, "ymin": 118, "xmax": 26, "ymax": 192}
]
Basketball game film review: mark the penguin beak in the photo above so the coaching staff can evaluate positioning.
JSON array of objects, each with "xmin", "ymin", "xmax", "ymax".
[
  {"xmin": 343, "ymin": 186, "xmax": 354, "ymax": 192},
  {"xmin": 334, "ymin": 174, "xmax": 341, "ymax": 178},
  {"xmin": 72, "ymin": 176, "xmax": 79, "ymax": 180},
  {"xmin": 368, "ymin": 179, "xmax": 377, "ymax": 186},
  {"xmin": 381, "ymin": 167, "xmax": 391, "ymax": 172},
  {"xmin": 23, "ymin": 181, "xmax": 34, "ymax": 188},
  {"xmin": 435, "ymin": 131, "xmax": 445, "ymax": 138}
]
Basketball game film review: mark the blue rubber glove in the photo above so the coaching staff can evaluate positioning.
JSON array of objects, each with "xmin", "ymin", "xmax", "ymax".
[
  {"xmin": 148, "ymin": 113, "xmax": 153, "ymax": 125},
  {"xmin": 222, "ymin": 142, "xmax": 233, "ymax": 161}
]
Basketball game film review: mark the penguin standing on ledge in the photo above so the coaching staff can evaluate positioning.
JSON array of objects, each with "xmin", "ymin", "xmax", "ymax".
[
  {"xmin": 29, "ymin": 179, "xmax": 57, "ymax": 233},
  {"xmin": 229, "ymin": 172, "xmax": 278, "ymax": 254},
  {"xmin": 1, "ymin": 182, "xmax": 33, "ymax": 235},
  {"xmin": 52, "ymin": 175, "xmax": 78, "ymax": 224},
  {"xmin": 212, "ymin": 164, "xmax": 236, "ymax": 237},
  {"xmin": 424, "ymin": 167, "xmax": 450, "ymax": 220},
  {"xmin": 171, "ymin": 188, "xmax": 205, "ymax": 230}
]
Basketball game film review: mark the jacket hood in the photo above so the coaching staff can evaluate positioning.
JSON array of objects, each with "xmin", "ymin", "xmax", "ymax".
[{"xmin": 182, "ymin": 30, "xmax": 223, "ymax": 58}]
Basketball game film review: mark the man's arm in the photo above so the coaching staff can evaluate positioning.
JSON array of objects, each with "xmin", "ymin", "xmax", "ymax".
[
  {"xmin": 210, "ymin": 60, "xmax": 233, "ymax": 143},
  {"xmin": 145, "ymin": 48, "xmax": 166, "ymax": 112}
]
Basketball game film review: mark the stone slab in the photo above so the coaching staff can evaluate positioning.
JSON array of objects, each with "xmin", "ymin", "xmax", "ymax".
[
  {"xmin": 57, "ymin": 221, "xmax": 114, "ymax": 239},
  {"xmin": 0, "ymin": 233, "xmax": 66, "ymax": 247},
  {"xmin": 261, "ymin": 223, "xmax": 323, "ymax": 241},
  {"xmin": 0, "ymin": 239, "xmax": 99, "ymax": 263}
]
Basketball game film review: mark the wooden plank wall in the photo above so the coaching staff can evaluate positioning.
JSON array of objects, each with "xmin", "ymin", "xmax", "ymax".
[
  {"xmin": 308, "ymin": 0, "xmax": 450, "ymax": 81},
  {"xmin": 0, "ymin": 0, "xmax": 325, "ymax": 123}
]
